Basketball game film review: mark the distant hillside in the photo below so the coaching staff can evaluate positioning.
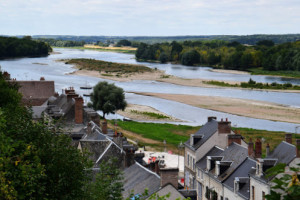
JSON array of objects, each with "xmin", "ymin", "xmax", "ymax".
[{"xmin": 27, "ymin": 34, "xmax": 300, "ymax": 45}]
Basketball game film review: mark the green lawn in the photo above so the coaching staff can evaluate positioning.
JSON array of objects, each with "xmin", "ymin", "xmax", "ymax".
[
  {"xmin": 249, "ymin": 68, "xmax": 300, "ymax": 79},
  {"xmin": 113, "ymin": 120, "xmax": 299, "ymax": 157}
]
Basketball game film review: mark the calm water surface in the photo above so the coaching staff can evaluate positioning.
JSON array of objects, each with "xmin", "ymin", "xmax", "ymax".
[{"xmin": 1, "ymin": 48, "xmax": 299, "ymax": 132}]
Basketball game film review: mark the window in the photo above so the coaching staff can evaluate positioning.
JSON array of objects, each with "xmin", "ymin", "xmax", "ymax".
[
  {"xmin": 220, "ymin": 196, "xmax": 223, "ymax": 200},
  {"xmin": 201, "ymin": 170, "xmax": 203, "ymax": 179},
  {"xmin": 197, "ymin": 168, "xmax": 200, "ymax": 178},
  {"xmin": 252, "ymin": 186, "xmax": 255, "ymax": 200},
  {"xmin": 262, "ymin": 191, "xmax": 265, "ymax": 200},
  {"xmin": 193, "ymin": 158, "xmax": 195, "ymax": 170},
  {"xmin": 187, "ymin": 154, "xmax": 190, "ymax": 167}
]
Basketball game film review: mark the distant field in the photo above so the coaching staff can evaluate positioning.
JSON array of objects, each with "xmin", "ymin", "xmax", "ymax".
[
  {"xmin": 110, "ymin": 120, "xmax": 299, "ymax": 156},
  {"xmin": 65, "ymin": 58, "xmax": 152, "ymax": 74},
  {"xmin": 249, "ymin": 68, "xmax": 300, "ymax": 78},
  {"xmin": 55, "ymin": 45, "xmax": 136, "ymax": 54}
]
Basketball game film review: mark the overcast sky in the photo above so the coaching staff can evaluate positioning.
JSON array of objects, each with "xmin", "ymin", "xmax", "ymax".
[{"xmin": 0, "ymin": 0, "xmax": 299, "ymax": 36}]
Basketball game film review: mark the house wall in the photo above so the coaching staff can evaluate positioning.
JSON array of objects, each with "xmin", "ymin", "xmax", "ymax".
[
  {"xmin": 250, "ymin": 177, "xmax": 270, "ymax": 200},
  {"xmin": 223, "ymin": 186, "xmax": 245, "ymax": 200}
]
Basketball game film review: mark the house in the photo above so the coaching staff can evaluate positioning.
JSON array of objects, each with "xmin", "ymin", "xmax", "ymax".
[
  {"xmin": 249, "ymin": 135, "xmax": 299, "ymax": 200},
  {"xmin": 196, "ymin": 140, "xmax": 248, "ymax": 200},
  {"xmin": 9, "ymin": 77, "xmax": 55, "ymax": 106},
  {"xmin": 184, "ymin": 117, "xmax": 247, "ymax": 189}
]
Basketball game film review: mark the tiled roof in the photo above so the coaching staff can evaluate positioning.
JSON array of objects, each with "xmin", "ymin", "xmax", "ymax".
[
  {"xmin": 185, "ymin": 120, "xmax": 218, "ymax": 150},
  {"xmin": 147, "ymin": 184, "xmax": 185, "ymax": 200},
  {"xmin": 123, "ymin": 162, "xmax": 161, "ymax": 199}
]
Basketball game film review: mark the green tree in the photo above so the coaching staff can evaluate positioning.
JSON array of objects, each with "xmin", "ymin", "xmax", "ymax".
[
  {"xmin": 89, "ymin": 158, "xmax": 123, "ymax": 200},
  {"xmin": 265, "ymin": 163, "xmax": 300, "ymax": 200},
  {"xmin": 181, "ymin": 50, "xmax": 200, "ymax": 66},
  {"xmin": 159, "ymin": 52, "xmax": 168, "ymax": 63},
  {"xmin": 90, "ymin": 81, "xmax": 127, "ymax": 118}
]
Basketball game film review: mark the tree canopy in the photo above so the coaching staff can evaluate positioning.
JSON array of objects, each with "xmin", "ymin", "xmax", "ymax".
[{"xmin": 90, "ymin": 81, "xmax": 127, "ymax": 118}]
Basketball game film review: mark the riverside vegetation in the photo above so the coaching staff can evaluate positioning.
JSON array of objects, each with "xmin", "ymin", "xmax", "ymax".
[
  {"xmin": 0, "ymin": 36, "xmax": 51, "ymax": 59},
  {"xmin": 205, "ymin": 78, "xmax": 300, "ymax": 90},
  {"xmin": 135, "ymin": 40, "xmax": 300, "ymax": 78}
]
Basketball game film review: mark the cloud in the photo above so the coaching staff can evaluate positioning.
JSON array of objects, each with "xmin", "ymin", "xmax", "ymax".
[{"xmin": 0, "ymin": 0, "xmax": 299, "ymax": 35}]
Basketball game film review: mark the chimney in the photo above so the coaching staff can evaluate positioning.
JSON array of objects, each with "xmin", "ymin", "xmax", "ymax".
[
  {"xmin": 234, "ymin": 177, "xmax": 240, "ymax": 194},
  {"xmin": 65, "ymin": 87, "xmax": 75, "ymax": 95},
  {"xmin": 155, "ymin": 160, "xmax": 160, "ymax": 175},
  {"xmin": 190, "ymin": 134, "xmax": 194, "ymax": 146},
  {"xmin": 256, "ymin": 159, "xmax": 264, "ymax": 177},
  {"xmin": 67, "ymin": 92, "xmax": 79, "ymax": 102},
  {"xmin": 101, "ymin": 120, "xmax": 107, "ymax": 134},
  {"xmin": 218, "ymin": 120, "xmax": 231, "ymax": 134},
  {"xmin": 255, "ymin": 138, "xmax": 262, "ymax": 158},
  {"xmin": 296, "ymin": 139, "xmax": 300, "ymax": 158},
  {"xmin": 160, "ymin": 168, "xmax": 179, "ymax": 189},
  {"xmin": 206, "ymin": 156, "xmax": 211, "ymax": 171},
  {"xmin": 125, "ymin": 148, "xmax": 135, "ymax": 167},
  {"xmin": 87, "ymin": 122, "xmax": 92, "ymax": 135},
  {"xmin": 285, "ymin": 133, "xmax": 292, "ymax": 144},
  {"xmin": 40, "ymin": 77, "xmax": 45, "ymax": 81},
  {"xmin": 266, "ymin": 143, "xmax": 270, "ymax": 157},
  {"xmin": 208, "ymin": 116, "xmax": 217, "ymax": 122},
  {"xmin": 248, "ymin": 138, "xmax": 254, "ymax": 157},
  {"xmin": 75, "ymin": 97, "xmax": 83, "ymax": 124},
  {"xmin": 216, "ymin": 161, "xmax": 220, "ymax": 176},
  {"xmin": 227, "ymin": 134, "xmax": 242, "ymax": 146}
]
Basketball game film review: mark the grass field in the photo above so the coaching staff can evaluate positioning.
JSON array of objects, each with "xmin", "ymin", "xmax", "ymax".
[
  {"xmin": 110, "ymin": 120, "xmax": 299, "ymax": 157},
  {"xmin": 249, "ymin": 68, "xmax": 300, "ymax": 79},
  {"xmin": 65, "ymin": 58, "xmax": 152, "ymax": 74}
]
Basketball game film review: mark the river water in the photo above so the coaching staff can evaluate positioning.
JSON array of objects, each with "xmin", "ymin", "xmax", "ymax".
[{"xmin": 1, "ymin": 48, "xmax": 299, "ymax": 133}]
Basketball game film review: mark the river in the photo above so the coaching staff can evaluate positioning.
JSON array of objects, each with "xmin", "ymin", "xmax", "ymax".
[{"xmin": 0, "ymin": 48, "xmax": 299, "ymax": 133}]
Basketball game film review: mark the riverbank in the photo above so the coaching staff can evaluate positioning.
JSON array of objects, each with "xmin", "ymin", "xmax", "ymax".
[
  {"xmin": 54, "ymin": 45, "xmax": 136, "ymax": 54},
  {"xmin": 133, "ymin": 92, "xmax": 300, "ymax": 124},
  {"xmin": 116, "ymin": 104, "xmax": 183, "ymax": 122}
]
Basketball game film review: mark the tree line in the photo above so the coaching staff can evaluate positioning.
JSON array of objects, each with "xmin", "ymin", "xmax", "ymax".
[
  {"xmin": 135, "ymin": 40, "xmax": 300, "ymax": 72},
  {"xmin": 0, "ymin": 36, "xmax": 51, "ymax": 59},
  {"xmin": 35, "ymin": 38, "xmax": 86, "ymax": 47}
]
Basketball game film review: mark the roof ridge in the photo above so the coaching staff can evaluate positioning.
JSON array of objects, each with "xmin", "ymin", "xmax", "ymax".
[
  {"xmin": 282, "ymin": 141, "xmax": 296, "ymax": 147},
  {"xmin": 135, "ymin": 161, "xmax": 160, "ymax": 179},
  {"xmin": 96, "ymin": 141, "xmax": 112, "ymax": 163}
]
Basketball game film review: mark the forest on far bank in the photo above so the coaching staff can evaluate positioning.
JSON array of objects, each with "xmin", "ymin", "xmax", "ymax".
[
  {"xmin": 135, "ymin": 40, "xmax": 300, "ymax": 72},
  {"xmin": 0, "ymin": 36, "xmax": 52, "ymax": 59}
]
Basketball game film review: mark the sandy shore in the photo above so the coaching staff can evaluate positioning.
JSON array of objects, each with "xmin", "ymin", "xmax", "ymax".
[
  {"xmin": 133, "ymin": 92, "xmax": 300, "ymax": 124},
  {"xmin": 209, "ymin": 69, "xmax": 250, "ymax": 75},
  {"xmin": 116, "ymin": 104, "xmax": 182, "ymax": 122},
  {"xmin": 68, "ymin": 67, "xmax": 300, "ymax": 93}
]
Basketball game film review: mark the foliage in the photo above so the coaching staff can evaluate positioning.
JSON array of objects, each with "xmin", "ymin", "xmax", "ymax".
[
  {"xmin": 130, "ymin": 110, "xmax": 170, "ymax": 119},
  {"xmin": 135, "ymin": 39, "xmax": 300, "ymax": 74},
  {"xmin": 35, "ymin": 38, "xmax": 85, "ymax": 47},
  {"xmin": 265, "ymin": 163, "xmax": 300, "ymax": 200},
  {"xmin": 116, "ymin": 39, "xmax": 131, "ymax": 47},
  {"xmin": 204, "ymin": 79, "xmax": 300, "ymax": 90},
  {"xmin": 0, "ymin": 71, "xmax": 92, "ymax": 199},
  {"xmin": 0, "ymin": 36, "xmax": 51, "ymax": 59},
  {"xmin": 90, "ymin": 81, "xmax": 127, "ymax": 118},
  {"xmin": 89, "ymin": 158, "xmax": 123, "ymax": 200},
  {"xmin": 65, "ymin": 58, "xmax": 152, "ymax": 74}
]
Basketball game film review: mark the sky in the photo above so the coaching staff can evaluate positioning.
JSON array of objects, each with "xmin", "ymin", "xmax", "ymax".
[{"xmin": 0, "ymin": 0, "xmax": 299, "ymax": 36}]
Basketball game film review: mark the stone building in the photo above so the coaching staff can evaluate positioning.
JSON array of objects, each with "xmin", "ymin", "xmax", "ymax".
[{"xmin": 184, "ymin": 117, "xmax": 247, "ymax": 189}]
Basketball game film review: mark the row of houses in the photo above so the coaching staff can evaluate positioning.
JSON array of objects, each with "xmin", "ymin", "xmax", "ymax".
[
  {"xmin": 9, "ymin": 74, "xmax": 299, "ymax": 200},
  {"xmin": 184, "ymin": 117, "xmax": 300, "ymax": 200}
]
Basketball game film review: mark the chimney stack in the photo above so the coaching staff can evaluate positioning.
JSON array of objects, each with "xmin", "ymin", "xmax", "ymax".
[
  {"xmin": 40, "ymin": 77, "xmax": 45, "ymax": 81},
  {"xmin": 227, "ymin": 134, "xmax": 242, "ymax": 146},
  {"xmin": 65, "ymin": 87, "xmax": 75, "ymax": 95},
  {"xmin": 208, "ymin": 116, "xmax": 217, "ymax": 122},
  {"xmin": 266, "ymin": 143, "xmax": 270, "ymax": 157},
  {"xmin": 75, "ymin": 97, "xmax": 83, "ymax": 124},
  {"xmin": 101, "ymin": 120, "xmax": 107, "ymax": 134},
  {"xmin": 160, "ymin": 168, "xmax": 179, "ymax": 189},
  {"xmin": 218, "ymin": 119, "xmax": 231, "ymax": 134},
  {"xmin": 296, "ymin": 139, "xmax": 300, "ymax": 158},
  {"xmin": 248, "ymin": 138, "xmax": 254, "ymax": 157},
  {"xmin": 285, "ymin": 133, "xmax": 292, "ymax": 144},
  {"xmin": 255, "ymin": 138, "xmax": 262, "ymax": 158}
]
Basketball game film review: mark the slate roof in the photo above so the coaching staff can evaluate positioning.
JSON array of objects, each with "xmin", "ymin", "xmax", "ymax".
[
  {"xmin": 267, "ymin": 141, "xmax": 297, "ymax": 164},
  {"xmin": 147, "ymin": 184, "xmax": 185, "ymax": 200},
  {"xmin": 185, "ymin": 120, "xmax": 218, "ymax": 150},
  {"xmin": 198, "ymin": 143, "xmax": 248, "ymax": 182},
  {"xmin": 249, "ymin": 141, "xmax": 297, "ymax": 183},
  {"xmin": 223, "ymin": 158, "xmax": 256, "ymax": 199},
  {"xmin": 196, "ymin": 146, "xmax": 224, "ymax": 169},
  {"xmin": 123, "ymin": 162, "xmax": 161, "ymax": 199}
]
